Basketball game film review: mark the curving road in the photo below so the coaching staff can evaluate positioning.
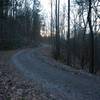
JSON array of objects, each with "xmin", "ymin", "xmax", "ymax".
[{"xmin": 11, "ymin": 47, "xmax": 100, "ymax": 100}]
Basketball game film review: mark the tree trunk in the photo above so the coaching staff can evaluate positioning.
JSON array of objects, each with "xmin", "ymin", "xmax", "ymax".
[
  {"xmin": 55, "ymin": 0, "xmax": 60, "ymax": 60},
  {"xmin": 88, "ymin": 0, "xmax": 95, "ymax": 73},
  {"xmin": 67, "ymin": 0, "xmax": 71, "ymax": 65},
  {"xmin": 51, "ymin": 0, "xmax": 53, "ymax": 43}
]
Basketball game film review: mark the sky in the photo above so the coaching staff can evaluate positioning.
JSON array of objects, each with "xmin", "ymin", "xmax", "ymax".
[
  {"xmin": 27, "ymin": 0, "xmax": 100, "ymax": 37},
  {"xmin": 40, "ymin": 0, "xmax": 77, "ymax": 35},
  {"xmin": 29, "ymin": 0, "xmax": 77, "ymax": 22},
  {"xmin": 40, "ymin": 0, "xmax": 71, "ymax": 17},
  {"xmin": 40, "ymin": 0, "xmax": 51, "ymax": 10}
]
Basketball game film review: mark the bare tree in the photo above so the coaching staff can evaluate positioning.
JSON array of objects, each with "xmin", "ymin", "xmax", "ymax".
[
  {"xmin": 66, "ymin": 0, "xmax": 71, "ymax": 65},
  {"xmin": 55, "ymin": 0, "xmax": 60, "ymax": 59},
  {"xmin": 51, "ymin": 0, "xmax": 53, "ymax": 43},
  {"xmin": 88, "ymin": 0, "xmax": 95, "ymax": 73}
]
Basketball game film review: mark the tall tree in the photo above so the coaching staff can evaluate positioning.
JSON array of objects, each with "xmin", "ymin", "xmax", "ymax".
[
  {"xmin": 88, "ymin": 0, "xmax": 95, "ymax": 73},
  {"xmin": 66, "ymin": 0, "xmax": 71, "ymax": 65},
  {"xmin": 51, "ymin": 0, "xmax": 53, "ymax": 43},
  {"xmin": 32, "ymin": 0, "xmax": 41, "ymax": 42},
  {"xmin": 55, "ymin": 0, "xmax": 60, "ymax": 59},
  {"xmin": 0, "ymin": 0, "xmax": 3, "ymax": 18}
]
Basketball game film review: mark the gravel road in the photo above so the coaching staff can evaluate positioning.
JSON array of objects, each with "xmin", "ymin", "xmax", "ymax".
[{"xmin": 12, "ymin": 47, "xmax": 100, "ymax": 100}]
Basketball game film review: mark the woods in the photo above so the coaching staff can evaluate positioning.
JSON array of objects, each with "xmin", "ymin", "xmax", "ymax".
[
  {"xmin": 0, "ymin": 0, "xmax": 100, "ymax": 74},
  {"xmin": 0, "ymin": 0, "xmax": 41, "ymax": 49},
  {"xmin": 0, "ymin": 0, "xmax": 100, "ymax": 100},
  {"xmin": 50, "ymin": 0, "xmax": 100, "ymax": 74}
]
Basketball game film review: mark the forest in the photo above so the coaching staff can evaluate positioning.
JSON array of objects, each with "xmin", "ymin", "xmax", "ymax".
[
  {"xmin": 50, "ymin": 0, "xmax": 100, "ymax": 74},
  {"xmin": 0, "ymin": 0, "xmax": 100, "ymax": 99},
  {"xmin": 1, "ymin": 0, "xmax": 100, "ymax": 73}
]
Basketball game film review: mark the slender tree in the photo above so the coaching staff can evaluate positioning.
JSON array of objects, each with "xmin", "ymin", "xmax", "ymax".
[
  {"xmin": 51, "ymin": 0, "xmax": 53, "ymax": 43},
  {"xmin": 66, "ymin": 0, "xmax": 71, "ymax": 65},
  {"xmin": 88, "ymin": 0, "xmax": 95, "ymax": 73},
  {"xmin": 32, "ymin": 0, "xmax": 41, "ymax": 42},
  {"xmin": 55, "ymin": 0, "xmax": 60, "ymax": 59}
]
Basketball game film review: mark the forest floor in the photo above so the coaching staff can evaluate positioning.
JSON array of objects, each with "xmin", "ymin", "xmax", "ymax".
[
  {"xmin": 0, "ymin": 45, "xmax": 100, "ymax": 100},
  {"xmin": 0, "ymin": 48, "xmax": 54, "ymax": 100}
]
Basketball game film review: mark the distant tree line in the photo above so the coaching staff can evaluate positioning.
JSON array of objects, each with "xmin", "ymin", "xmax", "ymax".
[{"xmin": 0, "ymin": 0, "xmax": 41, "ymax": 49}]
